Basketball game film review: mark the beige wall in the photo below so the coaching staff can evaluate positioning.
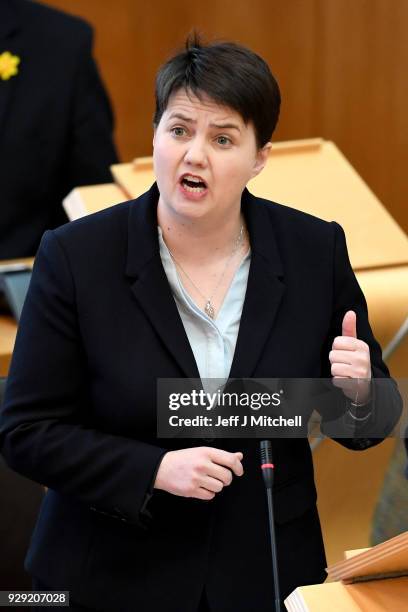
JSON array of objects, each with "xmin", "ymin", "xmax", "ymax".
[{"xmin": 47, "ymin": 0, "xmax": 408, "ymax": 233}]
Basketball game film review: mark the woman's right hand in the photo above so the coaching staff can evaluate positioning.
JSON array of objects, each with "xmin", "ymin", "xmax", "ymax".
[{"xmin": 154, "ymin": 447, "xmax": 244, "ymax": 500}]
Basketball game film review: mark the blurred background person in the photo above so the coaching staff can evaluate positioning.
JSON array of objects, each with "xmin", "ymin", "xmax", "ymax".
[
  {"xmin": 0, "ymin": 0, "xmax": 118, "ymax": 259},
  {"xmin": 0, "ymin": 0, "xmax": 118, "ymax": 594}
]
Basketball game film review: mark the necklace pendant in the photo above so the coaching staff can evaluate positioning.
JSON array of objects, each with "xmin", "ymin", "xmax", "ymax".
[{"xmin": 205, "ymin": 300, "xmax": 215, "ymax": 319}]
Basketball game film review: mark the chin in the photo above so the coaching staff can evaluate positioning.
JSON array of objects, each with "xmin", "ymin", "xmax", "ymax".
[
  {"xmin": 174, "ymin": 203, "xmax": 211, "ymax": 221},
  {"xmin": 168, "ymin": 192, "xmax": 212, "ymax": 219}
]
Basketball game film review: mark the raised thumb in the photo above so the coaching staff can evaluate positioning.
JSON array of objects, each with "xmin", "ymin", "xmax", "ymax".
[{"xmin": 342, "ymin": 310, "xmax": 357, "ymax": 338}]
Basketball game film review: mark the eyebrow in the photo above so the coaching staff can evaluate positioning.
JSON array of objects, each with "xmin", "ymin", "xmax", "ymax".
[{"xmin": 167, "ymin": 112, "xmax": 241, "ymax": 133}]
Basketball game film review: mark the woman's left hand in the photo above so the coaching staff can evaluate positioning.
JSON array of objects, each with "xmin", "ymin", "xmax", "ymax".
[{"xmin": 329, "ymin": 310, "xmax": 372, "ymax": 403}]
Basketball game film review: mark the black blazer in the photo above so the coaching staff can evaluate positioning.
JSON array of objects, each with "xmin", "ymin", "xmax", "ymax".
[
  {"xmin": 0, "ymin": 0, "xmax": 118, "ymax": 258},
  {"xmin": 0, "ymin": 184, "xmax": 400, "ymax": 612}
]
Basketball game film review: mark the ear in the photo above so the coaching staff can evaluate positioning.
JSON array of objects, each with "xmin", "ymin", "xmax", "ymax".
[{"xmin": 251, "ymin": 142, "xmax": 272, "ymax": 179}]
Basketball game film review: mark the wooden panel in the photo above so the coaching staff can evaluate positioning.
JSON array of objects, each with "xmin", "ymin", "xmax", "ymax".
[
  {"xmin": 315, "ymin": 0, "xmax": 408, "ymax": 234},
  {"xmin": 47, "ymin": 0, "xmax": 317, "ymax": 156}
]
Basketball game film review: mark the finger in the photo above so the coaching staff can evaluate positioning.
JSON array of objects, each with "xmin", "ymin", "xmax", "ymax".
[
  {"xmin": 201, "ymin": 476, "xmax": 225, "ymax": 493},
  {"xmin": 329, "ymin": 348, "xmax": 369, "ymax": 366},
  {"xmin": 207, "ymin": 463, "xmax": 233, "ymax": 486},
  {"xmin": 208, "ymin": 448, "xmax": 244, "ymax": 476},
  {"xmin": 331, "ymin": 363, "xmax": 354, "ymax": 378},
  {"xmin": 195, "ymin": 488, "xmax": 216, "ymax": 501},
  {"xmin": 341, "ymin": 310, "xmax": 357, "ymax": 338},
  {"xmin": 332, "ymin": 336, "xmax": 367, "ymax": 351},
  {"xmin": 329, "ymin": 350, "xmax": 354, "ymax": 365}
]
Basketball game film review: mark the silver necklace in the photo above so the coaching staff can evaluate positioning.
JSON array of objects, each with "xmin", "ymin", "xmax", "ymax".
[{"xmin": 166, "ymin": 225, "xmax": 245, "ymax": 319}]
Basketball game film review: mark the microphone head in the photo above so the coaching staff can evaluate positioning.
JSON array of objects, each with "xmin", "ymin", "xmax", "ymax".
[{"xmin": 260, "ymin": 439, "xmax": 273, "ymax": 465}]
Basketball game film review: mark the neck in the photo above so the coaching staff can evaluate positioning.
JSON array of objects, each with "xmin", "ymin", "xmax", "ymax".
[{"xmin": 157, "ymin": 198, "xmax": 245, "ymax": 264}]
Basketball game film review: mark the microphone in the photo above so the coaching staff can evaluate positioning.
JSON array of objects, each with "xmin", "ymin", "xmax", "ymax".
[{"xmin": 260, "ymin": 440, "xmax": 281, "ymax": 612}]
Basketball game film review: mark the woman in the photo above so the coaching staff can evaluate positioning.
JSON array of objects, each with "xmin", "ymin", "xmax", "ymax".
[{"xmin": 0, "ymin": 36, "xmax": 399, "ymax": 611}]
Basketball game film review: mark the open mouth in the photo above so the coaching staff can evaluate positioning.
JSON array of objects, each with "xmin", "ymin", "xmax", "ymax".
[{"xmin": 180, "ymin": 174, "xmax": 208, "ymax": 193}]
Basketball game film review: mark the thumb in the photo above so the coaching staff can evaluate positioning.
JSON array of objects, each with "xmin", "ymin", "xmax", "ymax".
[{"xmin": 342, "ymin": 310, "xmax": 357, "ymax": 338}]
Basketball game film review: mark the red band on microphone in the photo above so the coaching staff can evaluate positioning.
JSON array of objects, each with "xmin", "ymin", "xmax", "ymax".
[{"xmin": 261, "ymin": 463, "xmax": 274, "ymax": 469}]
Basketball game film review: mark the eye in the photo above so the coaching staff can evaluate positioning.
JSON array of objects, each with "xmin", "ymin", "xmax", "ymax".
[
  {"xmin": 171, "ymin": 126, "xmax": 187, "ymax": 137},
  {"xmin": 216, "ymin": 135, "xmax": 232, "ymax": 147}
]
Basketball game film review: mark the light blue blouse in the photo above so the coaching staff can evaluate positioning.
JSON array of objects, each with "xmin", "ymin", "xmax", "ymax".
[{"xmin": 158, "ymin": 227, "xmax": 250, "ymax": 383}]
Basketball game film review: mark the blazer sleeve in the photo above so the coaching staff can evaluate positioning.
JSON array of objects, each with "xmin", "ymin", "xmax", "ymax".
[
  {"xmin": 66, "ymin": 24, "xmax": 118, "ymax": 187},
  {"xmin": 319, "ymin": 222, "xmax": 402, "ymax": 449},
  {"xmin": 0, "ymin": 231, "xmax": 166, "ymax": 528}
]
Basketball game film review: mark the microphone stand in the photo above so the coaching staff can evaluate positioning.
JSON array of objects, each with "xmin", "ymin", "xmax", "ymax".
[{"xmin": 260, "ymin": 440, "xmax": 281, "ymax": 612}]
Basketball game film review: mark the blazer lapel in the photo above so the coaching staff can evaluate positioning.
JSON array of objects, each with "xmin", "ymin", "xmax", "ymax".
[
  {"xmin": 0, "ymin": 2, "xmax": 21, "ymax": 136},
  {"xmin": 125, "ymin": 184, "xmax": 200, "ymax": 379},
  {"xmin": 229, "ymin": 189, "xmax": 286, "ymax": 378}
]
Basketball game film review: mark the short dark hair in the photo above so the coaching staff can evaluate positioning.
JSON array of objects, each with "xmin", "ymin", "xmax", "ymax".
[{"xmin": 154, "ymin": 34, "xmax": 281, "ymax": 148}]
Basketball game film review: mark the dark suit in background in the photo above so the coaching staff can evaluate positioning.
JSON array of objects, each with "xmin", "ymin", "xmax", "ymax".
[
  {"xmin": 0, "ymin": 0, "xmax": 118, "ymax": 259},
  {"xmin": 0, "ymin": 0, "xmax": 117, "ymax": 595},
  {"xmin": 0, "ymin": 184, "xmax": 401, "ymax": 611}
]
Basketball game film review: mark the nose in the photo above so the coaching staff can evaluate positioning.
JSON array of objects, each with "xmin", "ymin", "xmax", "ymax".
[{"xmin": 184, "ymin": 136, "xmax": 208, "ymax": 167}]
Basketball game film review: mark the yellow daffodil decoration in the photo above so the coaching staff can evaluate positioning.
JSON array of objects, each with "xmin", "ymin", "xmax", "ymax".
[{"xmin": 0, "ymin": 51, "xmax": 20, "ymax": 81}]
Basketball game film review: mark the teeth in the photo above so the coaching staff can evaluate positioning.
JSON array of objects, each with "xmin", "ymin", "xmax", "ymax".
[
  {"xmin": 183, "ymin": 183, "xmax": 205, "ymax": 193},
  {"xmin": 184, "ymin": 175, "xmax": 203, "ymax": 184}
]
